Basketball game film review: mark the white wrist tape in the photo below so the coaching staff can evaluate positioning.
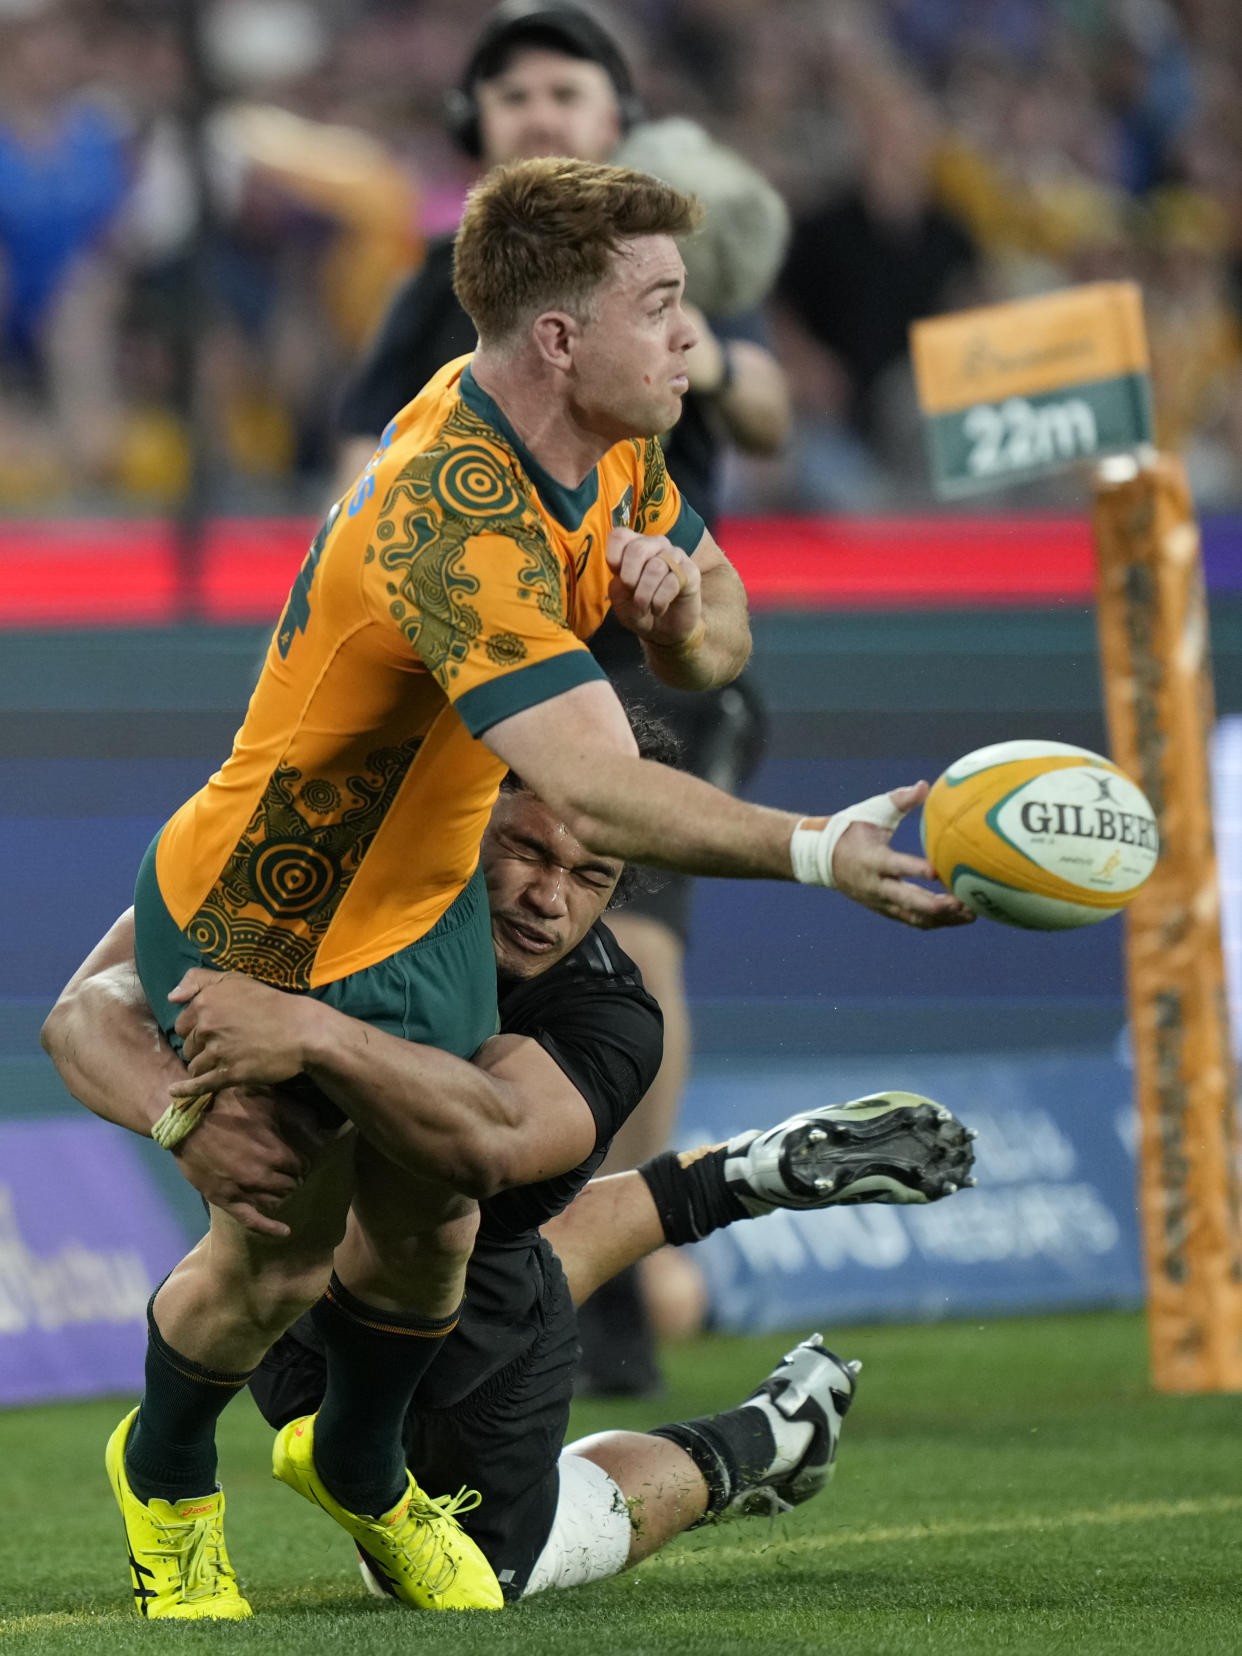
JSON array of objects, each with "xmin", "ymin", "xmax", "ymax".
[{"xmin": 789, "ymin": 793, "xmax": 906, "ymax": 889}]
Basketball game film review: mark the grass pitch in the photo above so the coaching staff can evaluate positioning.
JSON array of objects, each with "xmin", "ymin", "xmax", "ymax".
[{"xmin": 3, "ymin": 1309, "xmax": 1240, "ymax": 1655}]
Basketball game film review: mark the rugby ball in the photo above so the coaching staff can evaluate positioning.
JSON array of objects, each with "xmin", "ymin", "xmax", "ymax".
[{"xmin": 921, "ymin": 740, "xmax": 1159, "ymax": 929}]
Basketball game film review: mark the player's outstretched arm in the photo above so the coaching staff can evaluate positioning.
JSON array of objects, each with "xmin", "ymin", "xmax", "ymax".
[
  {"xmin": 484, "ymin": 683, "xmax": 972, "ymax": 928},
  {"xmin": 168, "ymin": 970, "xmax": 600, "ymax": 1199},
  {"xmin": 41, "ymin": 915, "xmax": 320, "ymax": 1237}
]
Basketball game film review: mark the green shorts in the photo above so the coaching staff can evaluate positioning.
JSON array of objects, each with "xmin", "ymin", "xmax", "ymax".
[{"xmin": 133, "ymin": 833, "xmax": 499, "ymax": 1063}]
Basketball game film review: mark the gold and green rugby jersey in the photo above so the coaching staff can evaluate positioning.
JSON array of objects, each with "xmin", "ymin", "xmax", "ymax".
[{"xmin": 154, "ymin": 357, "xmax": 706, "ymax": 991}]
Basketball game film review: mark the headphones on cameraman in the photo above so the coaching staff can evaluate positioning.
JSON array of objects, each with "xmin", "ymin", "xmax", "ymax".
[{"xmin": 445, "ymin": 0, "xmax": 644, "ymax": 160}]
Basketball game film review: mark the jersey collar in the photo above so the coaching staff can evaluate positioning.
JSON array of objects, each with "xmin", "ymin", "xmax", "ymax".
[{"xmin": 460, "ymin": 361, "xmax": 600, "ymax": 532}]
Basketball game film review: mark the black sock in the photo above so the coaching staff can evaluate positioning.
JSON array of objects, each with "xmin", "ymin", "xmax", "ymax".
[
  {"xmin": 310, "ymin": 1272, "xmax": 459, "ymax": 1516},
  {"xmin": 649, "ymin": 1404, "xmax": 776, "ymax": 1518},
  {"xmin": 124, "ymin": 1299, "xmax": 254, "ymax": 1504},
  {"xmin": 638, "ymin": 1146, "xmax": 747, "ymax": 1247}
]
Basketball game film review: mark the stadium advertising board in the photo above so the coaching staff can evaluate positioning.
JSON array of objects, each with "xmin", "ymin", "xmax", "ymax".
[
  {"xmin": 0, "ymin": 1118, "xmax": 187, "ymax": 1406},
  {"xmin": 685, "ymin": 1050, "xmax": 1144, "ymax": 1331}
]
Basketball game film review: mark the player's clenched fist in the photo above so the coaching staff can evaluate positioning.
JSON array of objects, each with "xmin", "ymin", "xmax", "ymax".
[{"xmin": 605, "ymin": 526, "xmax": 703, "ymax": 650}]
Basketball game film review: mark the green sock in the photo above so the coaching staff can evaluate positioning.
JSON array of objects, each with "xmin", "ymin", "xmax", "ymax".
[
  {"xmin": 124, "ymin": 1299, "xmax": 253, "ymax": 1503},
  {"xmin": 309, "ymin": 1272, "xmax": 460, "ymax": 1515}
]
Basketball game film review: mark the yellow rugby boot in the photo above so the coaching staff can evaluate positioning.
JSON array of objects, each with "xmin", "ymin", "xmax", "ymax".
[
  {"xmin": 105, "ymin": 1409, "xmax": 252, "ymax": 1620},
  {"xmin": 272, "ymin": 1414, "xmax": 502, "ymax": 1610}
]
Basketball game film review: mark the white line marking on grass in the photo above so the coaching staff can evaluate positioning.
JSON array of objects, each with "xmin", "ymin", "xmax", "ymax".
[{"xmin": 641, "ymin": 1494, "xmax": 1242, "ymax": 1571}]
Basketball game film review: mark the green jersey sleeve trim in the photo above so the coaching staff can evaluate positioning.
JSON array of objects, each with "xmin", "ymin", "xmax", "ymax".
[
  {"xmin": 454, "ymin": 649, "xmax": 607, "ymax": 737},
  {"xmin": 667, "ymin": 499, "xmax": 706, "ymax": 555}
]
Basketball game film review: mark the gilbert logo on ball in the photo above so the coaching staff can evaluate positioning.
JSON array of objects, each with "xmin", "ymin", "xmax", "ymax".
[{"xmin": 921, "ymin": 740, "xmax": 1159, "ymax": 929}]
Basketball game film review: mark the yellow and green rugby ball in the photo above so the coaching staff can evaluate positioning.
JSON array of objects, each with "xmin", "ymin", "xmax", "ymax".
[{"xmin": 921, "ymin": 740, "xmax": 1159, "ymax": 929}]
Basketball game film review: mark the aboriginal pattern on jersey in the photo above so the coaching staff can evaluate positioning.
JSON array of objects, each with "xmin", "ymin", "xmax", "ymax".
[
  {"xmin": 185, "ymin": 739, "xmax": 422, "ymax": 990},
  {"xmin": 277, "ymin": 504, "xmax": 337, "ymax": 660},
  {"xmin": 632, "ymin": 440, "xmax": 671, "ymax": 535},
  {"xmin": 371, "ymin": 399, "xmax": 571, "ymax": 685}
]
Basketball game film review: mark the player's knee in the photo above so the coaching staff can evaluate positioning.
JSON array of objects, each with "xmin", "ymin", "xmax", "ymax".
[
  {"xmin": 354, "ymin": 1178, "xmax": 480, "ymax": 1264},
  {"xmin": 375, "ymin": 1206, "xmax": 480, "ymax": 1276},
  {"xmin": 232, "ymin": 1254, "xmax": 335, "ymax": 1339},
  {"xmin": 565, "ymin": 1429, "xmax": 708, "ymax": 1561},
  {"xmin": 419, "ymin": 1206, "xmax": 480, "ymax": 1267}
]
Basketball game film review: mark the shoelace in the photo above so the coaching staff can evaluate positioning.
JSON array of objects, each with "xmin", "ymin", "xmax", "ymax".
[
  {"xmin": 386, "ymin": 1485, "xmax": 485, "ymax": 1595},
  {"xmin": 423, "ymin": 1485, "xmax": 483, "ymax": 1522},
  {"xmin": 147, "ymin": 1512, "xmax": 232, "ymax": 1602}
]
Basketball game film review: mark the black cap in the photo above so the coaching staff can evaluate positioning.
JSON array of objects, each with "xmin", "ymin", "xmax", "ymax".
[{"xmin": 446, "ymin": 1, "xmax": 641, "ymax": 158}]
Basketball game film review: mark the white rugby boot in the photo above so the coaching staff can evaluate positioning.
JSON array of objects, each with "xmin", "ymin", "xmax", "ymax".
[
  {"xmin": 724, "ymin": 1092, "xmax": 977, "ymax": 1213},
  {"xmin": 727, "ymin": 1334, "xmax": 861, "ymax": 1518}
]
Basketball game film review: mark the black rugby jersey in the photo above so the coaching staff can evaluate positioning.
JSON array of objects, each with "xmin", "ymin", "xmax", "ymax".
[
  {"xmin": 412, "ymin": 917, "xmax": 660, "ymax": 1402},
  {"xmin": 480, "ymin": 919, "xmax": 663, "ymax": 1240}
]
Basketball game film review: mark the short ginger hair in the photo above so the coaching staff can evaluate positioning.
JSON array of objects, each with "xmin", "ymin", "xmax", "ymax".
[{"xmin": 453, "ymin": 156, "xmax": 700, "ymax": 346}]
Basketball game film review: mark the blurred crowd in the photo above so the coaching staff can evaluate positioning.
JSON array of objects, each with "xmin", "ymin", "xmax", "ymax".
[{"xmin": 3, "ymin": 0, "xmax": 1242, "ymax": 515}]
